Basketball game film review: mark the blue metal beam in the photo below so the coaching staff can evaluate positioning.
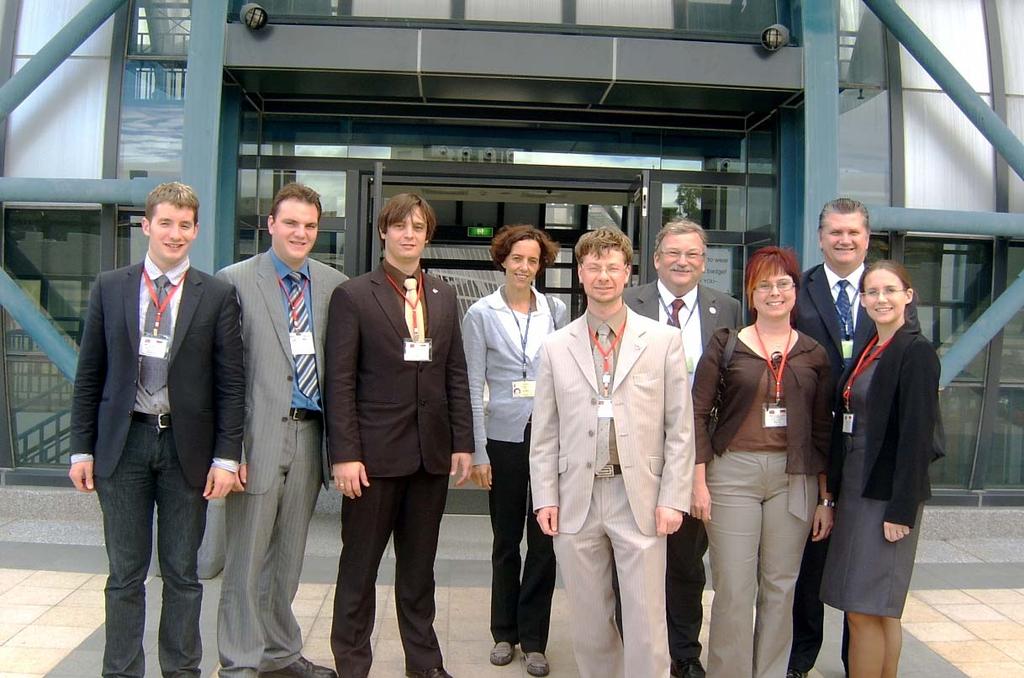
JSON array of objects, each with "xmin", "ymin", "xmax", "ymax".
[
  {"xmin": 863, "ymin": 0, "xmax": 1024, "ymax": 183},
  {"xmin": 181, "ymin": 0, "xmax": 228, "ymax": 274},
  {"xmin": 798, "ymin": 0, "xmax": 839, "ymax": 269},
  {"xmin": 0, "ymin": 177, "xmax": 162, "ymax": 204},
  {"xmin": 868, "ymin": 205, "xmax": 1024, "ymax": 238},
  {"xmin": 0, "ymin": 271, "xmax": 77, "ymax": 381},
  {"xmin": 940, "ymin": 269, "xmax": 1024, "ymax": 388},
  {"xmin": 0, "ymin": 0, "xmax": 127, "ymax": 123}
]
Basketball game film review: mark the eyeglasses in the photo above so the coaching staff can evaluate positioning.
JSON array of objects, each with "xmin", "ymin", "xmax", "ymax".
[
  {"xmin": 754, "ymin": 279, "xmax": 795, "ymax": 294},
  {"xmin": 581, "ymin": 264, "xmax": 628, "ymax": 276},
  {"xmin": 862, "ymin": 286, "xmax": 907, "ymax": 300},
  {"xmin": 659, "ymin": 249, "xmax": 705, "ymax": 262}
]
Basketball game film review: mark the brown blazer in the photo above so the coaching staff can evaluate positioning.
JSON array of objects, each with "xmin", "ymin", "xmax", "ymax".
[{"xmin": 323, "ymin": 266, "xmax": 474, "ymax": 477}]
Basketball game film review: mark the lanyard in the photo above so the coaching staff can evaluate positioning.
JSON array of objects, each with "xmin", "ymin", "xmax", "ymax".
[
  {"xmin": 590, "ymin": 318, "xmax": 628, "ymax": 397},
  {"xmin": 753, "ymin": 326, "xmax": 793, "ymax": 405},
  {"xmin": 843, "ymin": 334, "xmax": 895, "ymax": 411},
  {"xmin": 385, "ymin": 270, "xmax": 426, "ymax": 337},
  {"xmin": 509, "ymin": 308, "xmax": 532, "ymax": 379},
  {"xmin": 142, "ymin": 269, "xmax": 183, "ymax": 336},
  {"xmin": 660, "ymin": 295, "xmax": 698, "ymax": 331},
  {"xmin": 277, "ymin": 275, "xmax": 310, "ymax": 327}
]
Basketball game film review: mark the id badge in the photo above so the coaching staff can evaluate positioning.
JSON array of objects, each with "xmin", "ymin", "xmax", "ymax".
[
  {"xmin": 289, "ymin": 331, "xmax": 315, "ymax": 356},
  {"xmin": 511, "ymin": 380, "xmax": 536, "ymax": 398},
  {"xmin": 686, "ymin": 355, "xmax": 695, "ymax": 374},
  {"xmin": 597, "ymin": 398, "xmax": 614, "ymax": 419},
  {"xmin": 139, "ymin": 334, "xmax": 170, "ymax": 359},
  {"xmin": 842, "ymin": 412, "xmax": 855, "ymax": 434},
  {"xmin": 403, "ymin": 339, "xmax": 432, "ymax": 362},
  {"xmin": 841, "ymin": 339, "xmax": 854, "ymax": 360},
  {"xmin": 763, "ymin": 404, "xmax": 788, "ymax": 428}
]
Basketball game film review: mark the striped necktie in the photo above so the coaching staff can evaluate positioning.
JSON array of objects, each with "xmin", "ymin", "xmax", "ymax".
[{"xmin": 287, "ymin": 271, "xmax": 319, "ymax": 402}]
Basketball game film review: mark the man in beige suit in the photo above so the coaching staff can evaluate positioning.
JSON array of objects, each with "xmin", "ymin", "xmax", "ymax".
[{"xmin": 530, "ymin": 228, "xmax": 695, "ymax": 678}]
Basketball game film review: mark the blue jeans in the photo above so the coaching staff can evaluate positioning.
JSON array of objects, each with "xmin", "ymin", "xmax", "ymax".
[{"xmin": 95, "ymin": 421, "xmax": 208, "ymax": 677}]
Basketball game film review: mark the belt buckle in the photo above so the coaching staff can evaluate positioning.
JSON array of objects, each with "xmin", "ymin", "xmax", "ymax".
[
  {"xmin": 289, "ymin": 408, "xmax": 302, "ymax": 421},
  {"xmin": 156, "ymin": 413, "xmax": 171, "ymax": 430},
  {"xmin": 595, "ymin": 464, "xmax": 614, "ymax": 479}
]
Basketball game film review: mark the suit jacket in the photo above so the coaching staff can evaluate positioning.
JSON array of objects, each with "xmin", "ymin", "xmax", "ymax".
[
  {"xmin": 623, "ymin": 281, "xmax": 743, "ymax": 350},
  {"xmin": 529, "ymin": 308, "xmax": 695, "ymax": 537},
  {"xmin": 217, "ymin": 252, "xmax": 348, "ymax": 493},
  {"xmin": 324, "ymin": 266, "xmax": 474, "ymax": 477},
  {"xmin": 827, "ymin": 326, "xmax": 939, "ymax": 527},
  {"xmin": 70, "ymin": 263, "xmax": 245, "ymax": 488}
]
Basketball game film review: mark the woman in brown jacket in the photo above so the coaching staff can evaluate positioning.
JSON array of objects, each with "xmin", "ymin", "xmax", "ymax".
[{"xmin": 691, "ymin": 247, "xmax": 834, "ymax": 678}]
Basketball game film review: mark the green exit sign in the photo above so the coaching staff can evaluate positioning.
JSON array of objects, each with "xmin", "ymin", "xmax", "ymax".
[{"xmin": 467, "ymin": 226, "xmax": 494, "ymax": 238}]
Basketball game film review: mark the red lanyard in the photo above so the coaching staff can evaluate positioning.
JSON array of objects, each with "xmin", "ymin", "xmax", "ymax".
[
  {"xmin": 753, "ymin": 326, "xmax": 793, "ymax": 404},
  {"xmin": 385, "ymin": 270, "xmax": 426, "ymax": 337},
  {"xmin": 590, "ymin": 318, "xmax": 627, "ymax": 396},
  {"xmin": 142, "ymin": 269, "xmax": 183, "ymax": 335},
  {"xmin": 277, "ymin": 275, "xmax": 310, "ymax": 327},
  {"xmin": 843, "ymin": 334, "xmax": 894, "ymax": 411}
]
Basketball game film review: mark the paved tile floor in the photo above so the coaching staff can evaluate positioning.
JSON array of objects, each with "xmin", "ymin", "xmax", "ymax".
[{"xmin": 3, "ymin": 563, "xmax": 1024, "ymax": 676}]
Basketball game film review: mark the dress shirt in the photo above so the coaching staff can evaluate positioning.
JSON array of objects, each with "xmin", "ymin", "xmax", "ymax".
[
  {"xmin": 823, "ymin": 262, "xmax": 864, "ymax": 330},
  {"xmin": 268, "ymin": 249, "xmax": 320, "ymax": 411},
  {"xmin": 656, "ymin": 280, "xmax": 702, "ymax": 375},
  {"xmin": 586, "ymin": 305, "xmax": 627, "ymax": 467},
  {"xmin": 381, "ymin": 259, "xmax": 427, "ymax": 333}
]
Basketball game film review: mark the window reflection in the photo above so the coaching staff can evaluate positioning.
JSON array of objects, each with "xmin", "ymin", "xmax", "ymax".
[
  {"xmin": 933, "ymin": 385, "xmax": 982, "ymax": 489},
  {"xmin": 129, "ymin": 0, "xmax": 190, "ymax": 56},
  {"xmin": 118, "ymin": 61, "xmax": 186, "ymax": 180}
]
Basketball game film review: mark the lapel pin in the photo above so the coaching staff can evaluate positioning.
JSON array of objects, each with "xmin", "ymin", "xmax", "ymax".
[
  {"xmin": 709, "ymin": 307, "xmax": 717, "ymax": 315},
  {"xmin": 432, "ymin": 288, "xmax": 439, "ymax": 294}
]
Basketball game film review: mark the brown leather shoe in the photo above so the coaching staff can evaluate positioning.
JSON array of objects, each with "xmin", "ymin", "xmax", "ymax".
[
  {"xmin": 260, "ymin": 655, "xmax": 337, "ymax": 678},
  {"xmin": 489, "ymin": 641, "xmax": 515, "ymax": 666}
]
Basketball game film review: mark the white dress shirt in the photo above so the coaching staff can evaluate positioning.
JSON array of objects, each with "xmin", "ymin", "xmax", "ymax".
[
  {"xmin": 823, "ymin": 262, "xmax": 864, "ymax": 330},
  {"xmin": 656, "ymin": 280, "xmax": 702, "ymax": 375}
]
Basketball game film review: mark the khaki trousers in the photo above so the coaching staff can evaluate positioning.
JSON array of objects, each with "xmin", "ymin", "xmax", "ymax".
[{"xmin": 704, "ymin": 451, "xmax": 817, "ymax": 678}]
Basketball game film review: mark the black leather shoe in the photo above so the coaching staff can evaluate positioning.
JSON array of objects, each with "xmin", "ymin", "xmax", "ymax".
[
  {"xmin": 260, "ymin": 656, "xmax": 337, "ymax": 678},
  {"xmin": 671, "ymin": 658, "xmax": 706, "ymax": 678},
  {"xmin": 786, "ymin": 669, "xmax": 809, "ymax": 678},
  {"xmin": 405, "ymin": 668, "xmax": 453, "ymax": 678}
]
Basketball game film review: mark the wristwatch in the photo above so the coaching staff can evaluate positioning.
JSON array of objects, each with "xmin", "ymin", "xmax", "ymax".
[{"xmin": 818, "ymin": 498, "xmax": 836, "ymax": 508}]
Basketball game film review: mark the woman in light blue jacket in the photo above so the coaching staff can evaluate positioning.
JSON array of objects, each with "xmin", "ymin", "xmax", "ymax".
[{"xmin": 463, "ymin": 224, "xmax": 567, "ymax": 677}]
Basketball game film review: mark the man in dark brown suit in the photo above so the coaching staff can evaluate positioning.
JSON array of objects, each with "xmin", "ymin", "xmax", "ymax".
[{"xmin": 323, "ymin": 193, "xmax": 474, "ymax": 678}]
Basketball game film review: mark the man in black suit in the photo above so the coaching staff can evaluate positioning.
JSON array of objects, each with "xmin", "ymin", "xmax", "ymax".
[
  {"xmin": 623, "ymin": 219, "xmax": 742, "ymax": 678},
  {"xmin": 788, "ymin": 197, "xmax": 873, "ymax": 678},
  {"xmin": 69, "ymin": 182, "xmax": 245, "ymax": 677},
  {"xmin": 324, "ymin": 193, "xmax": 474, "ymax": 678}
]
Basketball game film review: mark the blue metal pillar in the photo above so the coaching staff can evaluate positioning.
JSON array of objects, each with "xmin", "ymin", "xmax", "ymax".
[
  {"xmin": 0, "ymin": 0, "xmax": 127, "ymax": 123},
  {"xmin": 798, "ymin": 0, "xmax": 839, "ymax": 268},
  {"xmin": 0, "ymin": 272, "xmax": 77, "ymax": 380},
  {"xmin": 940, "ymin": 269, "xmax": 1024, "ymax": 388},
  {"xmin": 863, "ymin": 0, "xmax": 1024, "ymax": 182},
  {"xmin": 0, "ymin": 177, "xmax": 161, "ymax": 204},
  {"xmin": 777, "ymin": 107, "xmax": 804, "ymax": 252},
  {"xmin": 215, "ymin": 86, "xmax": 242, "ymax": 270},
  {"xmin": 181, "ymin": 0, "xmax": 228, "ymax": 274},
  {"xmin": 868, "ymin": 205, "xmax": 1024, "ymax": 237}
]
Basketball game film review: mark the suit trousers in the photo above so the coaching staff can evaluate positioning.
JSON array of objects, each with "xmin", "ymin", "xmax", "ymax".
[
  {"xmin": 218, "ymin": 418, "xmax": 323, "ymax": 676},
  {"xmin": 486, "ymin": 435, "xmax": 556, "ymax": 652},
  {"xmin": 666, "ymin": 512, "xmax": 709, "ymax": 663},
  {"xmin": 705, "ymin": 452, "xmax": 816, "ymax": 678},
  {"xmin": 95, "ymin": 421, "xmax": 208, "ymax": 678},
  {"xmin": 331, "ymin": 469, "xmax": 449, "ymax": 677},
  {"xmin": 553, "ymin": 475, "xmax": 670, "ymax": 678}
]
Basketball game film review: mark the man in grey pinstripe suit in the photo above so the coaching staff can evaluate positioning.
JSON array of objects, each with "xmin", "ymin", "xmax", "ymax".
[
  {"xmin": 530, "ymin": 228, "xmax": 695, "ymax": 678},
  {"xmin": 217, "ymin": 183, "xmax": 346, "ymax": 678}
]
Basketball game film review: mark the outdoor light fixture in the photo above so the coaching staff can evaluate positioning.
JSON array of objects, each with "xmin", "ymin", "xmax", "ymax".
[
  {"xmin": 760, "ymin": 24, "xmax": 790, "ymax": 52},
  {"xmin": 240, "ymin": 3, "xmax": 269, "ymax": 31}
]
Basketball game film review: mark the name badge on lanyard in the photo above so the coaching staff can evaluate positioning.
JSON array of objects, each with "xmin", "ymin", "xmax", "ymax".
[
  {"xmin": 404, "ymin": 339, "xmax": 432, "ymax": 362},
  {"xmin": 140, "ymin": 334, "xmax": 170, "ymax": 359},
  {"xmin": 842, "ymin": 412, "xmax": 855, "ymax": 433},
  {"xmin": 512, "ymin": 380, "xmax": 536, "ymax": 398},
  {"xmin": 510, "ymin": 306, "xmax": 535, "ymax": 398},
  {"xmin": 754, "ymin": 325, "xmax": 793, "ymax": 430},
  {"xmin": 290, "ymin": 331, "xmax": 315, "ymax": 355},
  {"xmin": 763, "ymin": 404, "xmax": 788, "ymax": 428}
]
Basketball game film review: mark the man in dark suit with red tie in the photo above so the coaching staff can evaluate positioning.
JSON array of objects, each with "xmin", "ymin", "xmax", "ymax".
[
  {"xmin": 323, "ymin": 193, "xmax": 474, "ymax": 678},
  {"xmin": 69, "ymin": 182, "xmax": 245, "ymax": 677}
]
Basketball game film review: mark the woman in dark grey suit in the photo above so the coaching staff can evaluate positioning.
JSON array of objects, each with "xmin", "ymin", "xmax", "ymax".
[
  {"xmin": 820, "ymin": 261, "xmax": 940, "ymax": 678},
  {"xmin": 463, "ymin": 225, "xmax": 566, "ymax": 677}
]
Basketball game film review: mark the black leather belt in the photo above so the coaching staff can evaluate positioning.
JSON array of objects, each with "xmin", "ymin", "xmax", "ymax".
[
  {"xmin": 132, "ymin": 411, "xmax": 171, "ymax": 429},
  {"xmin": 595, "ymin": 464, "xmax": 621, "ymax": 478},
  {"xmin": 288, "ymin": 407, "xmax": 322, "ymax": 421}
]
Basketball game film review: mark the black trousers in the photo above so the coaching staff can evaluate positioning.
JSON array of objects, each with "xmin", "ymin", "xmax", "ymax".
[
  {"xmin": 486, "ymin": 436, "xmax": 556, "ymax": 653},
  {"xmin": 666, "ymin": 516, "xmax": 709, "ymax": 663},
  {"xmin": 790, "ymin": 534, "xmax": 850, "ymax": 673},
  {"xmin": 331, "ymin": 469, "xmax": 449, "ymax": 678}
]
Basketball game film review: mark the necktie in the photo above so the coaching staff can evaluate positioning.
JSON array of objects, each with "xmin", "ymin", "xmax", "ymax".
[
  {"xmin": 403, "ymin": 277, "xmax": 424, "ymax": 341},
  {"xmin": 668, "ymin": 298, "xmax": 685, "ymax": 328},
  {"xmin": 835, "ymin": 279, "xmax": 854, "ymax": 339},
  {"xmin": 140, "ymin": 275, "xmax": 172, "ymax": 395},
  {"xmin": 594, "ymin": 323, "xmax": 614, "ymax": 469},
  {"xmin": 287, "ymin": 271, "xmax": 320, "ymax": 402}
]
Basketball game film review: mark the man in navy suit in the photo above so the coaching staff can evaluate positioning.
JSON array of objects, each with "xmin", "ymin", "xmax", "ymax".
[
  {"xmin": 788, "ymin": 197, "xmax": 874, "ymax": 678},
  {"xmin": 70, "ymin": 182, "xmax": 245, "ymax": 677}
]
